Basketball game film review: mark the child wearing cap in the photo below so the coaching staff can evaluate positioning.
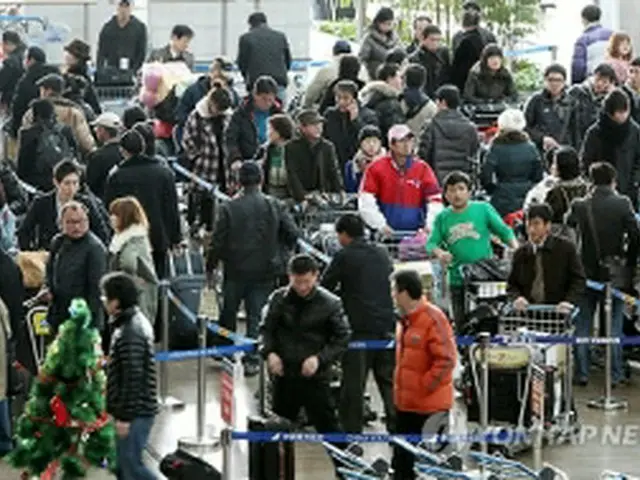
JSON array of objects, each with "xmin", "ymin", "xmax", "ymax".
[{"xmin": 344, "ymin": 125, "xmax": 385, "ymax": 193}]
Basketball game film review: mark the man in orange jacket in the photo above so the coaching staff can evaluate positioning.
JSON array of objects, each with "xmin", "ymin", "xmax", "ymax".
[{"xmin": 391, "ymin": 269, "xmax": 457, "ymax": 479}]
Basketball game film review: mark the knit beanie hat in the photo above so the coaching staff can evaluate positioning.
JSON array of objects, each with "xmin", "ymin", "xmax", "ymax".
[{"xmin": 358, "ymin": 125, "xmax": 383, "ymax": 144}]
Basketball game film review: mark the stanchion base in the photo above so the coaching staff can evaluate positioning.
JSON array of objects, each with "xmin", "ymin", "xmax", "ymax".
[
  {"xmin": 178, "ymin": 436, "xmax": 220, "ymax": 452},
  {"xmin": 587, "ymin": 396, "xmax": 628, "ymax": 411},
  {"xmin": 158, "ymin": 396, "xmax": 186, "ymax": 409}
]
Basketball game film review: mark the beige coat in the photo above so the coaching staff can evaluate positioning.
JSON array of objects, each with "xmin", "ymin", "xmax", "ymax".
[{"xmin": 21, "ymin": 96, "xmax": 96, "ymax": 155}]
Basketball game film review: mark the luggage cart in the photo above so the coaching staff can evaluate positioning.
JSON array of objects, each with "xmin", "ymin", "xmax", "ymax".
[
  {"xmin": 468, "ymin": 452, "xmax": 570, "ymax": 479},
  {"xmin": 465, "ymin": 306, "xmax": 578, "ymax": 457},
  {"xmin": 324, "ymin": 442, "xmax": 390, "ymax": 479}
]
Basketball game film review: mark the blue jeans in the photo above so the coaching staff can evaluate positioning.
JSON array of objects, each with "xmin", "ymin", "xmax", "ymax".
[
  {"xmin": 116, "ymin": 416, "xmax": 156, "ymax": 480},
  {"xmin": 575, "ymin": 289, "xmax": 624, "ymax": 383},
  {"xmin": 219, "ymin": 278, "xmax": 273, "ymax": 363}
]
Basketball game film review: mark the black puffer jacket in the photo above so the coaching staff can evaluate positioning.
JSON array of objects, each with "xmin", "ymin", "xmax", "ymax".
[
  {"xmin": 463, "ymin": 62, "xmax": 518, "ymax": 105},
  {"xmin": 107, "ymin": 307, "xmax": 158, "ymax": 421},
  {"xmin": 225, "ymin": 96, "xmax": 282, "ymax": 162},
  {"xmin": 580, "ymin": 113, "xmax": 640, "ymax": 204},
  {"xmin": 359, "ymin": 81, "xmax": 405, "ymax": 143},
  {"xmin": 237, "ymin": 25, "xmax": 292, "ymax": 88},
  {"xmin": 418, "ymin": 108, "xmax": 479, "ymax": 183},
  {"xmin": 408, "ymin": 46, "xmax": 451, "ymax": 98},
  {"xmin": 524, "ymin": 88, "xmax": 578, "ymax": 150},
  {"xmin": 208, "ymin": 188, "xmax": 299, "ymax": 279},
  {"xmin": 323, "ymin": 104, "xmax": 378, "ymax": 170},
  {"xmin": 451, "ymin": 28, "xmax": 486, "ymax": 92},
  {"xmin": 260, "ymin": 286, "xmax": 351, "ymax": 377}
]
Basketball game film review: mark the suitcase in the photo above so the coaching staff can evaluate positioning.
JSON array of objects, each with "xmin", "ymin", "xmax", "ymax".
[
  {"xmin": 248, "ymin": 415, "xmax": 295, "ymax": 480},
  {"xmin": 159, "ymin": 448, "xmax": 221, "ymax": 479},
  {"xmin": 167, "ymin": 249, "xmax": 213, "ymax": 350}
]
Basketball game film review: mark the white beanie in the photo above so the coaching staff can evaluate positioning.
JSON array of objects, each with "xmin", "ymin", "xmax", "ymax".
[{"xmin": 497, "ymin": 108, "xmax": 526, "ymax": 132}]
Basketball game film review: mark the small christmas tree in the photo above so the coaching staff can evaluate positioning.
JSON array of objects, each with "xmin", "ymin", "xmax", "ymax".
[{"xmin": 8, "ymin": 298, "xmax": 116, "ymax": 478}]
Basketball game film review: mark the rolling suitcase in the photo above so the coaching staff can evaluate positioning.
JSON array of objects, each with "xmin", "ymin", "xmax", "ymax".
[
  {"xmin": 167, "ymin": 248, "xmax": 210, "ymax": 350},
  {"xmin": 248, "ymin": 415, "xmax": 295, "ymax": 480},
  {"xmin": 159, "ymin": 448, "xmax": 221, "ymax": 479}
]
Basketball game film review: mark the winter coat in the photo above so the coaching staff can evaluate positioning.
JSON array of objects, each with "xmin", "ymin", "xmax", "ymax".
[
  {"xmin": 401, "ymin": 88, "xmax": 437, "ymax": 138},
  {"xmin": 225, "ymin": 96, "xmax": 282, "ymax": 162},
  {"xmin": 451, "ymin": 28, "xmax": 487, "ymax": 92},
  {"xmin": 463, "ymin": 62, "xmax": 518, "ymax": 105},
  {"xmin": 343, "ymin": 149, "xmax": 385, "ymax": 193},
  {"xmin": 524, "ymin": 88, "xmax": 578, "ymax": 150},
  {"xmin": 0, "ymin": 43, "xmax": 25, "ymax": 107},
  {"xmin": 86, "ymin": 141, "xmax": 123, "ymax": 201},
  {"xmin": 46, "ymin": 231, "xmax": 106, "ymax": 330},
  {"xmin": 418, "ymin": 108, "xmax": 479, "ymax": 184},
  {"xmin": 507, "ymin": 235, "xmax": 586, "ymax": 305},
  {"xmin": 323, "ymin": 104, "xmax": 378, "ymax": 170},
  {"xmin": 567, "ymin": 80, "xmax": 606, "ymax": 152},
  {"xmin": 18, "ymin": 191, "xmax": 111, "ymax": 251},
  {"xmin": 97, "ymin": 15, "xmax": 148, "ymax": 72},
  {"xmin": 104, "ymin": 155, "xmax": 181, "ymax": 254},
  {"xmin": 622, "ymin": 84, "xmax": 640, "ymax": 125},
  {"xmin": 359, "ymin": 81, "xmax": 406, "ymax": 143},
  {"xmin": 452, "ymin": 26, "xmax": 497, "ymax": 52},
  {"xmin": 10, "ymin": 62, "xmax": 59, "ymax": 138},
  {"xmin": 17, "ymin": 120, "xmax": 78, "ymax": 192},
  {"xmin": 260, "ymin": 285, "xmax": 351, "ymax": 377},
  {"xmin": 407, "ymin": 46, "xmax": 451, "ymax": 99},
  {"xmin": 182, "ymin": 97, "xmax": 229, "ymax": 185},
  {"xmin": 107, "ymin": 306, "xmax": 158, "ymax": 421},
  {"xmin": 64, "ymin": 64, "xmax": 102, "ymax": 115},
  {"xmin": 147, "ymin": 44, "xmax": 195, "ymax": 70},
  {"xmin": 21, "ymin": 95, "xmax": 96, "ymax": 155},
  {"xmin": 394, "ymin": 298, "xmax": 456, "ymax": 414},
  {"xmin": 580, "ymin": 113, "xmax": 640, "ymax": 203},
  {"xmin": 571, "ymin": 24, "xmax": 613, "ymax": 84},
  {"xmin": 481, "ymin": 131, "xmax": 544, "ymax": 217},
  {"xmin": 109, "ymin": 224, "xmax": 158, "ymax": 323},
  {"xmin": 319, "ymin": 77, "xmax": 366, "ymax": 115},
  {"xmin": 209, "ymin": 187, "xmax": 299, "ymax": 280},
  {"xmin": 284, "ymin": 135, "xmax": 344, "ymax": 202},
  {"xmin": 359, "ymin": 26, "xmax": 401, "ymax": 80},
  {"xmin": 566, "ymin": 186, "xmax": 640, "ymax": 281},
  {"xmin": 544, "ymin": 177, "xmax": 590, "ymax": 224},
  {"xmin": 237, "ymin": 25, "xmax": 292, "ymax": 88},
  {"xmin": 303, "ymin": 57, "xmax": 341, "ymax": 108}
]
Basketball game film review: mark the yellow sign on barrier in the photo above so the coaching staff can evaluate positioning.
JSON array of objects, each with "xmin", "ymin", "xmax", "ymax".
[{"xmin": 31, "ymin": 310, "xmax": 50, "ymax": 336}]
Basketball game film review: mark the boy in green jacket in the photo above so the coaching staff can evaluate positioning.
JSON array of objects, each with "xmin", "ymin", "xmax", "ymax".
[{"xmin": 426, "ymin": 171, "xmax": 518, "ymax": 330}]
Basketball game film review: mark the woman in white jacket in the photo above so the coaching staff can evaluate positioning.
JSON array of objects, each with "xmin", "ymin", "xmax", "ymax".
[{"xmin": 108, "ymin": 196, "xmax": 158, "ymax": 324}]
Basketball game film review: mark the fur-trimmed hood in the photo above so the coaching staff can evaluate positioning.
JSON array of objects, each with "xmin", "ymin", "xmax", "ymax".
[
  {"xmin": 109, "ymin": 224, "xmax": 151, "ymax": 254},
  {"xmin": 358, "ymin": 80, "xmax": 400, "ymax": 105}
]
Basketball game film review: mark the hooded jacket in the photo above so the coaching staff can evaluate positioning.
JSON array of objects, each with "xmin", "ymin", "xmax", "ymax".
[
  {"xmin": 580, "ymin": 113, "xmax": 640, "ymax": 203},
  {"xmin": 359, "ymin": 81, "xmax": 406, "ymax": 142},
  {"xmin": 418, "ymin": 108, "xmax": 479, "ymax": 184},
  {"xmin": 359, "ymin": 26, "xmax": 401, "ymax": 80},
  {"xmin": 394, "ymin": 298, "xmax": 456, "ymax": 414},
  {"xmin": 182, "ymin": 96, "xmax": 229, "ymax": 185},
  {"xmin": 481, "ymin": 131, "xmax": 544, "ymax": 217},
  {"xmin": 21, "ymin": 95, "xmax": 96, "ymax": 155},
  {"xmin": 463, "ymin": 62, "xmax": 518, "ymax": 105}
]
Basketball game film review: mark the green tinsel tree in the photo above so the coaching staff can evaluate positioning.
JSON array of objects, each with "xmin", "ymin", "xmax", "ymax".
[{"xmin": 8, "ymin": 298, "xmax": 117, "ymax": 478}]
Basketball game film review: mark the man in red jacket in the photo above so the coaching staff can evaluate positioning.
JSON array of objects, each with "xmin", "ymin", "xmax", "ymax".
[{"xmin": 391, "ymin": 269, "xmax": 456, "ymax": 479}]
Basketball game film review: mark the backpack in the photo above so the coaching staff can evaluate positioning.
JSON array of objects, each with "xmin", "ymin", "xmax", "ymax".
[{"xmin": 36, "ymin": 124, "xmax": 72, "ymax": 174}]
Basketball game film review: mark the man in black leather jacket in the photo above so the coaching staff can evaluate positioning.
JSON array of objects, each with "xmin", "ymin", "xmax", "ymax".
[
  {"xmin": 208, "ymin": 161, "xmax": 299, "ymax": 375},
  {"xmin": 102, "ymin": 272, "xmax": 158, "ymax": 480},
  {"xmin": 260, "ymin": 254, "xmax": 351, "ymax": 475}
]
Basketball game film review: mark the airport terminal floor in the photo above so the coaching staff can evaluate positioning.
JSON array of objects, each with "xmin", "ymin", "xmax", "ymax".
[{"xmin": 1, "ymin": 358, "xmax": 640, "ymax": 478}]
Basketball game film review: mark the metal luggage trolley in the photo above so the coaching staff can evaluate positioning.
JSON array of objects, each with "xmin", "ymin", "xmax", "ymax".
[{"xmin": 466, "ymin": 305, "xmax": 579, "ymax": 457}]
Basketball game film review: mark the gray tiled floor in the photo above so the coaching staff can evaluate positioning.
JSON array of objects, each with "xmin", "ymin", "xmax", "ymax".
[{"xmin": 4, "ymin": 360, "xmax": 640, "ymax": 479}]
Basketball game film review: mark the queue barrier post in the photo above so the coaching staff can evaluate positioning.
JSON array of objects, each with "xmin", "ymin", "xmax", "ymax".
[
  {"xmin": 588, "ymin": 283, "xmax": 628, "ymax": 411},
  {"xmin": 221, "ymin": 427, "xmax": 233, "ymax": 480},
  {"xmin": 158, "ymin": 280, "xmax": 185, "ymax": 409},
  {"xmin": 178, "ymin": 315, "xmax": 219, "ymax": 452},
  {"xmin": 477, "ymin": 332, "xmax": 490, "ymax": 465}
]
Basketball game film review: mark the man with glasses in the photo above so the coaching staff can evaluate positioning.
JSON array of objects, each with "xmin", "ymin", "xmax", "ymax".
[
  {"xmin": 43, "ymin": 201, "xmax": 106, "ymax": 336},
  {"xmin": 524, "ymin": 64, "xmax": 579, "ymax": 152}
]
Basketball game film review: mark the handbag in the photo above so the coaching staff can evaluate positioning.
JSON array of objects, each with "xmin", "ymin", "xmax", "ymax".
[{"xmin": 585, "ymin": 198, "xmax": 629, "ymax": 290}]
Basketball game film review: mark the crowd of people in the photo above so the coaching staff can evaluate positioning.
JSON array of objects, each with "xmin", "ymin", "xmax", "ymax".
[{"xmin": 0, "ymin": 0, "xmax": 636, "ymax": 478}]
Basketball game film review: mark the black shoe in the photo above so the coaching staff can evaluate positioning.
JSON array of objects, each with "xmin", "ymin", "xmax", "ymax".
[{"xmin": 244, "ymin": 363, "xmax": 260, "ymax": 377}]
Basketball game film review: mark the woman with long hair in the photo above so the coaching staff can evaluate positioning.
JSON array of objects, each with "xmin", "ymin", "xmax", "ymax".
[
  {"xmin": 108, "ymin": 196, "xmax": 158, "ymax": 324},
  {"xmin": 463, "ymin": 43, "xmax": 518, "ymax": 104},
  {"xmin": 607, "ymin": 32, "xmax": 633, "ymax": 84},
  {"xmin": 359, "ymin": 7, "xmax": 400, "ymax": 80},
  {"xmin": 319, "ymin": 55, "xmax": 365, "ymax": 114}
]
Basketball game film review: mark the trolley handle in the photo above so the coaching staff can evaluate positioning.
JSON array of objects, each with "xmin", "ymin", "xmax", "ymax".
[
  {"xmin": 415, "ymin": 464, "xmax": 474, "ymax": 479},
  {"xmin": 503, "ymin": 303, "xmax": 580, "ymax": 321},
  {"xmin": 390, "ymin": 437, "xmax": 441, "ymax": 465},
  {"xmin": 468, "ymin": 452, "xmax": 539, "ymax": 479}
]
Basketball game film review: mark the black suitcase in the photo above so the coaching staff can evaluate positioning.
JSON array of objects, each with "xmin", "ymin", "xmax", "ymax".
[
  {"xmin": 248, "ymin": 415, "xmax": 295, "ymax": 480},
  {"xmin": 159, "ymin": 448, "xmax": 221, "ymax": 479}
]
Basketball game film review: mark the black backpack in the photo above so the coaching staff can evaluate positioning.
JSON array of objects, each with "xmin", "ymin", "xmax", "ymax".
[{"xmin": 36, "ymin": 124, "xmax": 72, "ymax": 174}]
